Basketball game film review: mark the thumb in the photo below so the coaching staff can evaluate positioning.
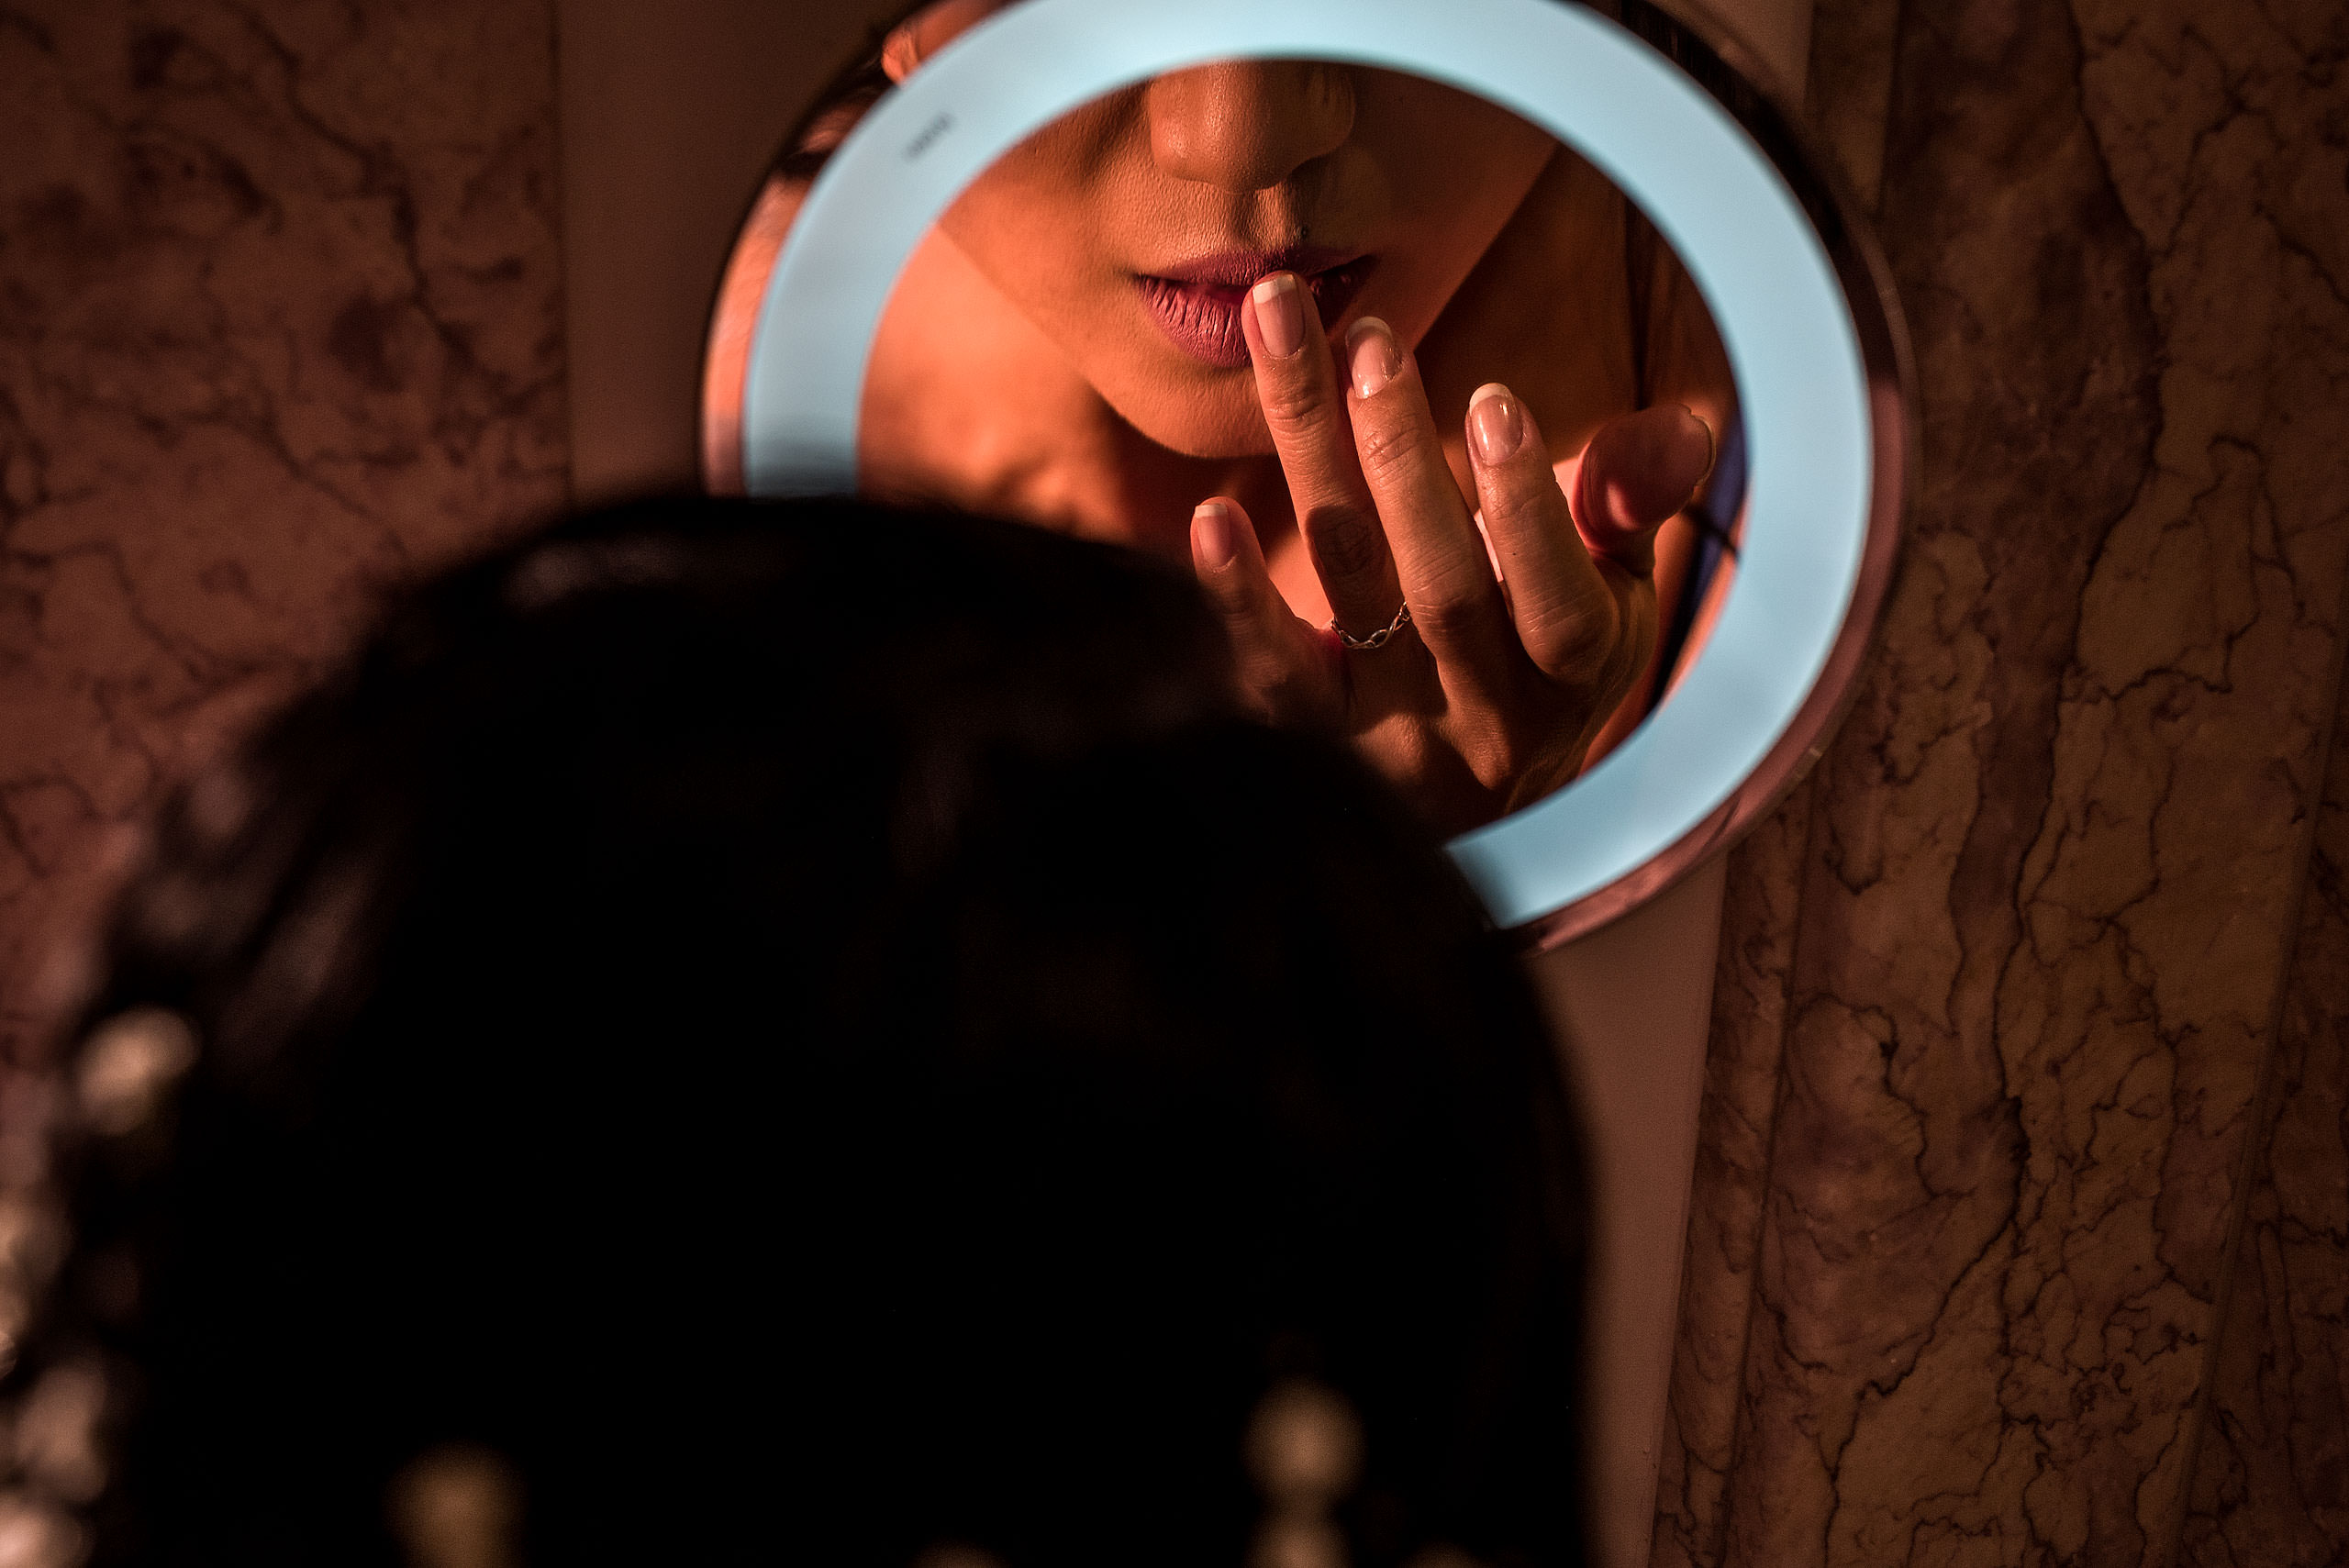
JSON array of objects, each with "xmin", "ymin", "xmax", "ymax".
[{"xmin": 1554, "ymin": 405, "xmax": 1714, "ymax": 574}]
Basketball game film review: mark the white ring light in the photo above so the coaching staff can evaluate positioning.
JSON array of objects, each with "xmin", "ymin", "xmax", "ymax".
[{"xmin": 741, "ymin": 0, "xmax": 1874, "ymax": 930}]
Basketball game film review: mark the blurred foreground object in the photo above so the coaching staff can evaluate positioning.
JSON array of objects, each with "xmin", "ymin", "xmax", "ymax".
[{"xmin": 2, "ymin": 496, "xmax": 1590, "ymax": 1568}]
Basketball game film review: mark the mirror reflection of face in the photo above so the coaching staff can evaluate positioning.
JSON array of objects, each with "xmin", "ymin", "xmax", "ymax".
[
  {"xmin": 709, "ymin": 0, "xmax": 1743, "ymax": 830},
  {"xmin": 939, "ymin": 60, "xmax": 1559, "ymax": 458}
]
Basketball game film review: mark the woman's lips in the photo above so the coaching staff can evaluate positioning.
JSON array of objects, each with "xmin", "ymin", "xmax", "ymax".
[{"xmin": 1136, "ymin": 250, "xmax": 1378, "ymax": 370}]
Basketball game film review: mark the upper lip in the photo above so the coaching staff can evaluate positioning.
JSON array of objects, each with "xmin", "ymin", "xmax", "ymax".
[{"xmin": 1146, "ymin": 246, "xmax": 1365, "ymax": 288}]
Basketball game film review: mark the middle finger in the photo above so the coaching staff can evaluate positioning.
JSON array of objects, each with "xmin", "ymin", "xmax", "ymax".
[{"xmin": 1342, "ymin": 318, "xmax": 1516, "ymax": 694}]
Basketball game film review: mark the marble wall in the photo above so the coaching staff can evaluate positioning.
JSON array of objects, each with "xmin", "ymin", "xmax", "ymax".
[
  {"xmin": 0, "ymin": 0, "xmax": 570, "ymax": 1061},
  {"xmin": 1656, "ymin": 0, "xmax": 2349, "ymax": 1563},
  {"xmin": 6, "ymin": 2, "xmax": 2345, "ymax": 1563},
  {"xmin": 2181, "ymin": 678, "xmax": 2349, "ymax": 1564}
]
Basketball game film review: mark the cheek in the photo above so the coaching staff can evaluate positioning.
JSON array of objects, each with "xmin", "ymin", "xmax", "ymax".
[
  {"xmin": 1409, "ymin": 138, "xmax": 1553, "ymax": 248},
  {"xmin": 937, "ymin": 171, "xmax": 1091, "ymax": 318},
  {"xmin": 1357, "ymin": 78, "xmax": 1560, "ymax": 264},
  {"xmin": 935, "ymin": 102, "xmax": 1142, "ymax": 322}
]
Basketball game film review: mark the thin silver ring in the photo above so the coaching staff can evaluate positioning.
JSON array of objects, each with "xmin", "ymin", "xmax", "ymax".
[{"xmin": 1331, "ymin": 602, "xmax": 1412, "ymax": 651}]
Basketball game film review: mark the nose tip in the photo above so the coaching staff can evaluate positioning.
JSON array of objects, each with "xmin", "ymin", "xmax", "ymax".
[{"xmin": 1146, "ymin": 61, "xmax": 1356, "ymax": 193}]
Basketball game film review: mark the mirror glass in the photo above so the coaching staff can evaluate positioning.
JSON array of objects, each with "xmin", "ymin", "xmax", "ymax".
[
  {"xmin": 707, "ymin": 17, "xmax": 1743, "ymax": 801},
  {"xmin": 702, "ymin": 0, "xmax": 1902, "ymax": 939}
]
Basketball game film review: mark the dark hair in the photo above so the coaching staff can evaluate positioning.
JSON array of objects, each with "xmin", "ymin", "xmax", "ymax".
[{"xmin": 6, "ymin": 496, "xmax": 1589, "ymax": 1567}]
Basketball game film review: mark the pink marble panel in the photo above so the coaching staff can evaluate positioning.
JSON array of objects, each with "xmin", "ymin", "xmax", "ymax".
[
  {"xmin": 1651, "ymin": 780, "xmax": 1815, "ymax": 1568},
  {"xmin": 0, "ymin": 0, "xmax": 570, "ymax": 1059},
  {"xmin": 1648, "ymin": 4, "xmax": 1907, "ymax": 1559}
]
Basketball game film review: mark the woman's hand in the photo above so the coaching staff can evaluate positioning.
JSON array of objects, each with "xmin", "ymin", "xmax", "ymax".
[{"xmin": 1188, "ymin": 272, "xmax": 1715, "ymax": 833}]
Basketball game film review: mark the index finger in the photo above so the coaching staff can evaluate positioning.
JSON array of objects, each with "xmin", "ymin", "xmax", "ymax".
[{"xmin": 1243, "ymin": 272, "xmax": 1403, "ymax": 639}]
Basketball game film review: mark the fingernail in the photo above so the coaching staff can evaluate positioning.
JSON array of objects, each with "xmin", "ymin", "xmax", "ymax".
[
  {"xmin": 1251, "ymin": 273, "xmax": 1304, "ymax": 360},
  {"xmin": 1194, "ymin": 499, "xmax": 1237, "ymax": 568},
  {"xmin": 1681, "ymin": 405, "xmax": 1718, "ymax": 484},
  {"xmin": 1346, "ymin": 317, "xmax": 1399, "ymax": 399},
  {"xmin": 1469, "ymin": 383, "xmax": 1524, "ymax": 466}
]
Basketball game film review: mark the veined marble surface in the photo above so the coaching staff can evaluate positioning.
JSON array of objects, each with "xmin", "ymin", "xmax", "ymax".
[
  {"xmin": 2183, "ymin": 667, "xmax": 2349, "ymax": 1563},
  {"xmin": 4, "ymin": 2, "xmax": 2343, "ymax": 1562},
  {"xmin": 1660, "ymin": 0, "xmax": 2349, "ymax": 1562},
  {"xmin": 1648, "ymin": 5, "xmax": 1902, "ymax": 1562},
  {"xmin": 0, "ymin": 0, "xmax": 570, "ymax": 1059},
  {"xmin": 1651, "ymin": 777, "xmax": 1815, "ymax": 1568}
]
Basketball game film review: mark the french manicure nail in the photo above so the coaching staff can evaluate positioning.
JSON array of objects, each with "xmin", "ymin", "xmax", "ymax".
[
  {"xmin": 1681, "ymin": 404, "xmax": 1718, "ymax": 485},
  {"xmin": 1251, "ymin": 273, "xmax": 1304, "ymax": 360},
  {"xmin": 1347, "ymin": 317, "xmax": 1399, "ymax": 399},
  {"xmin": 1469, "ymin": 384, "xmax": 1524, "ymax": 466},
  {"xmin": 1194, "ymin": 499, "xmax": 1237, "ymax": 568}
]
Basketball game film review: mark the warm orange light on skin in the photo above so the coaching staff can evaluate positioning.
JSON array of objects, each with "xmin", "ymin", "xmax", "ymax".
[
  {"xmin": 934, "ymin": 61, "xmax": 1557, "ymax": 461},
  {"xmin": 703, "ymin": 1, "xmax": 1739, "ymax": 789}
]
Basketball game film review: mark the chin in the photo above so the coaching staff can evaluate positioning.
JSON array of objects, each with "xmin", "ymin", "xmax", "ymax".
[{"xmin": 1093, "ymin": 369, "xmax": 1275, "ymax": 460}]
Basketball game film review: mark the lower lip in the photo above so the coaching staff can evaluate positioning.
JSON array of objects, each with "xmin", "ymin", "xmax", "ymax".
[{"xmin": 1135, "ymin": 261, "xmax": 1377, "ymax": 370}]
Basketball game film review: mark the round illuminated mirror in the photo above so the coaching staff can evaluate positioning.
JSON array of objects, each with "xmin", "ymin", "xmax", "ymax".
[{"xmin": 703, "ymin": 0, "xmax": 1909, "ymax": 943}]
